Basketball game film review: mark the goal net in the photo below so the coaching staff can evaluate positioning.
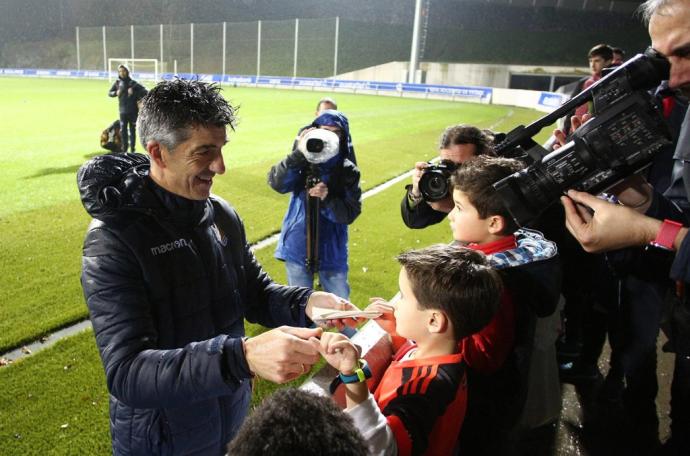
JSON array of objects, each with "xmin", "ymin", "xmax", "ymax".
[{"xmin": 108, "ymin": 58, "xmax": 159, "ymax": 83}]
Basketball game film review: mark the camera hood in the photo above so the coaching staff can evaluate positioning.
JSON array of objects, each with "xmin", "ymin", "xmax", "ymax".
[{"xmin": 297, "ymin": 129, "xmax": 340, "ymax": 164}]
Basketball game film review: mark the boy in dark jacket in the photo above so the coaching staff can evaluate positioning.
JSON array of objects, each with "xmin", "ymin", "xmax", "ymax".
[{"xmin": 448, "ymin": 155, "xmax": 562, "ymax": 455}]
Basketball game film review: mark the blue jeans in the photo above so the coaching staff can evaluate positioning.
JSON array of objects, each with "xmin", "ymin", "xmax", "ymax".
[
  {"xmin": 285, "ymin": 262, "xmax": 355, "ymax": 337},
  {"xmin": 285, "ymin": 261, "xmax": 350, "ymax": 299}
]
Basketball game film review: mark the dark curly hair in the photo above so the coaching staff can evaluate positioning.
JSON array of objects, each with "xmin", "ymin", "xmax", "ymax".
[
  {"xmin": 227, "ymin": 388, "xmax": 367, "ymax": 456},
  {"xmin": 137, "ymin": 78, "xmax": 238, "ymax": 151}
]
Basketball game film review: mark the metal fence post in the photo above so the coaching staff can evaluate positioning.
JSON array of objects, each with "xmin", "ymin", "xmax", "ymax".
[
  {"xmin": 293, "ymin": 18, "xmax": 299, "ymax": 79},
  {"xmin": 333, "ymin": 17, "xmax": 339, "ymax": 83},
  {"xmin": 75, "ymin": 26, "xmax": 81, "ymax": 71},
  {"xmin": 222, "ymin": 21, "xmax": 227, "ymax": 82},
  {"xmin": 102, "ymin": 26, "xmax": 107, "ymax": 73},
  {"xmin": 160, "ymin": 24, "xmax": 164, "ymax": 75},
  {"xmin": 257, "ymin": 20, "xmax": 262, "ymax": 80}
]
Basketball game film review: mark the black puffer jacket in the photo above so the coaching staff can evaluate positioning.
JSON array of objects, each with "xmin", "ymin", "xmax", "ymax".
[{"xmin": 78, "ymin": 153, "xmax": 312, "ymax": 455}]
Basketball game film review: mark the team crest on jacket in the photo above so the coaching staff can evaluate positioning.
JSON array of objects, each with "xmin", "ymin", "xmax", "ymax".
[{"xmin": 211, "ymin": 223, "xmax": 228, "ymax": 247}]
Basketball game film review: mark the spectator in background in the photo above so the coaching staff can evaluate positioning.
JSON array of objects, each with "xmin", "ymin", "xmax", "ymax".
[
  {"xmin": 612, "ymin": 46, "xmax": 626, "ymax": 65},
  {"xmin": 315, "ymin": 97, "xmax": 338, "ymax": 116},
  {"xmin": 108, "ymin": 64, "xmax": 147, "ymax": 152},
  {"xmin": 227, "ymin": 388, "xmax": 368, "ymax": 456},
  {"xmin": 571, "ymin": 44, "xmax": 614, "ymax": 120},
  {"xmin": 401, "ymin": 125, "xmax": 494, "ymax": 229}
]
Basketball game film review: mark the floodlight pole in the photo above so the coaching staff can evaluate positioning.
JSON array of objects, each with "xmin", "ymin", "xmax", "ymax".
[
  {"xmin": 130, "ymin": 25, "xmax": 135, "ymax": 67},
  {"xmin": 190, "ymin": 23, "xmax": 194, "ymax": 74},
  {"xmin": 408, "ymin": 0, "xmax": 422, "ymax": 83}
]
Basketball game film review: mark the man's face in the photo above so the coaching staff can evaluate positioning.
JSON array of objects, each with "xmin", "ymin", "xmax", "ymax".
[
  {"xmin": 439, "ymin": 143, "xmax": 478, "ymax": 164},
  {"xmin": 649, "ymin": 2, "xmax": 690, "ymax": 98},
  {"xmin": 448, "ymin": 189, "xmax": 492, "ymax": 244},
  {"xmin": 393, "ymin": 267, "xmax": 428, "ymax": 342},
  {"xmin": 155, "ymin": 125, "xmax": 228, "ymax": 200},
  {"xmin": 316, "ymin": 102, "xmax": 336, "ymax": 115},
  {"xmin": 589, "ymin": 56, "xmax": 611, "ymax": 77},
  {"xmin": 118, "ymin": 67, "xmax": 128, "ymax": 79}
]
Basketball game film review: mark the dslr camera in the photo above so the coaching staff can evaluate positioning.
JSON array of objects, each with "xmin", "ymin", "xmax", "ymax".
[
  {"xmin": 418, "ymin": 160, "xmax": 459, "ymax": 202},
  {"xmin": 492, "ymin": 49, "xmax": 672, "ymax": 227}
]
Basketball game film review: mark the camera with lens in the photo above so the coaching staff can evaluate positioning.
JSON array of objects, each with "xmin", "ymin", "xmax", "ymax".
[
  {"xmin": 418, "ymin": 160, "xmax": 459, "ymax": 202},
  {"xmin": 297, "ymin": 129, "xmax": 340, "ymax": 164},
  {"xmin": 492, "ymin": 49, "xmax": 672, "ymax": 227}
]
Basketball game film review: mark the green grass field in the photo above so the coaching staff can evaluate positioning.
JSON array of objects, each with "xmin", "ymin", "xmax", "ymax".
[{"xmin": 0, "ymin": 76, "xmax": 549, "ymax": 454}]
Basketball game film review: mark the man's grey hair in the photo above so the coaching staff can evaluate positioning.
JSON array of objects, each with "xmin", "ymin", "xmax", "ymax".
[
  {"xmin": 639, "ymin": 0, "xmax": 681, "ymax": 24},
  {"xmin": 137, "ymin": 78, "xmax": 237, "ymax": 151}
]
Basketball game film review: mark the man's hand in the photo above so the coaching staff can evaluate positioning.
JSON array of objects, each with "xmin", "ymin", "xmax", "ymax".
[
  {"xmin": 128, "ymin": 87, "xmax": 134, "ymax": 96},
  {"xmin": 313, "ymin": 331, "xmax": 359, "ymax": 374},
  {"xmin": 561, "ymin": 189, "xmax": 661, "ymax": 253},
  {"xmin": 243, "ymin": 326, "xmax": 323, "ymax": 383},
  {"xmin": 411, "ymin": 161, "xmax": 430, "ymax": 196},
  {"xmin": 308, "ymin": 182, "xmax": 328, "ymax": 200},
  {"xmin": 306, "ymin": 291, "xmax": 363, "ymax": 330},
  {"xmin": 366, "ymin": 297, "xmax": 397, "ymax": 336}
]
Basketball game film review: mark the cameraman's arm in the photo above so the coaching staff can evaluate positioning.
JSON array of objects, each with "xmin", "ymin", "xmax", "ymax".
[
  {"xmin": 267, "ymin": 143, "xmax": 308, "ymax": 194},
  {"xmin": 401, "ymin": 185, "xmax": 449, "ymax": 229},
  {"xmin": 321, "ymin": 161, "xmax": 362, "ymax": 225}
]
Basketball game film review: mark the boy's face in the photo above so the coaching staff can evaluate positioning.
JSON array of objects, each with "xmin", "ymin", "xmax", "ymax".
[
  {"xmin": 589, "ymin": 55, "xmax": 611, "ymax": 77},
  {"xmin": 448, "ymin": 189, "xmax": 493, "ymax": 244},
  {"xmin": 394, "ymin": 267, "xmax": 429, "ymax": 342}
]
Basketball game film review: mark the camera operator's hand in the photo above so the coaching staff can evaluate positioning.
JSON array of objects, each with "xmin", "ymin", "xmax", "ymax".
[
  {"xmin": 308, "ymin": 182, "xmax": 328, "ymax": 200},
  {"xmin": 552, "ymin": 113, "xmax": 592, "ymax": 150},
  {"xmin": 561, "ymin": 189, "xmax": 662, "ymax": 252},
  {"xmin": 411, "ymin": 161, "xmax": 430, "ymax": 197}
]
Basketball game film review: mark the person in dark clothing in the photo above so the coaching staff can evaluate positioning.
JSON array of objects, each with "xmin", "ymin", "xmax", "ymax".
[
  {"xmin": 562, "ymin": 2, "xmax": 690, "ymax": 453},
  {"xmin": 79, "ymin": 79, "xmax": 358, "ymax": 455},
  {"xmin": 100, "ymin": 119, "xmax": 123, "ymax": 153},
  {"xmin": 108, "ymin": 64, "xmax": 147, "ymax": 152},
  {"xmin": 401, "ymin": 124, "xmax": 494, "ymax": 229}
]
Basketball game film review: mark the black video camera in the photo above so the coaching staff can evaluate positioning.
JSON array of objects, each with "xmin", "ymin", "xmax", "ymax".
[
  {"xmin": 418, "ymin": 160, "xmax": 459, "ymax": 202},
  {"xmin": 493, "ymin": 49, "xmax": 672, "ymax": 227}
]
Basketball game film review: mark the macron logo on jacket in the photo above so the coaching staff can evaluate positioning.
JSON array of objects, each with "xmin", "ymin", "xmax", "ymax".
[{"xmin": 150, "ymin": 238, "xmax": 190, "ymax": 256}]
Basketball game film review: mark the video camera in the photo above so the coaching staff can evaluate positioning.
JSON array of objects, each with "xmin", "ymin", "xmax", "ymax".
[
  {"xmin": 297, "ymin": 129, "xmax": 340, "ymax": 165},
  {"xmin": 418, "ymin": 160, "xmax": 460, "ymax": 202},
  {"xmin": 492, "ymin": 49, "xmax": 672, "ymax": 227}
]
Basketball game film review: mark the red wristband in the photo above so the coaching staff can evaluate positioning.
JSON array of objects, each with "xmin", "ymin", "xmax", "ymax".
[{"xmin": 651, "ymin": 219, "xmax": 683, "ymax": 250}]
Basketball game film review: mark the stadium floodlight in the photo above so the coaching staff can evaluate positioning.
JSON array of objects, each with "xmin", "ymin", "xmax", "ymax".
[{"xmin": 108, "ymin": 58, "xmax": 159, "ymax": 83}]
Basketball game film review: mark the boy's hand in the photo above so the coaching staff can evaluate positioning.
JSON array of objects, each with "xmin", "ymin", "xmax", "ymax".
[
  {"xmin": 367, "ymin": 297, "xmax": 397, "ymax": 336},
  {"xmin": 313, "ymin": 332, "xmax": 359, "ymax": 374}
]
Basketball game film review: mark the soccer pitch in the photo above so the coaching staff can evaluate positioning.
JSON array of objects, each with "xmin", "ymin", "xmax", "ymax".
[{"xmin": 0, "ymin": 76, "xmax": 547, "ymax": 453}]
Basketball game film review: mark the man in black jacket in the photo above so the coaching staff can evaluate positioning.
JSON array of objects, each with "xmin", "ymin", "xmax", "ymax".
[
  {"xmin": 79, "ymin": 79, "xmax": 357, "ymax": 455},
  {"xmin": 108, "ymin": 64, "xmax": 147, "ymax": 152},
  {"xmin": 401, "ymin": 125, "xmax": 494, "ymax": 229}
]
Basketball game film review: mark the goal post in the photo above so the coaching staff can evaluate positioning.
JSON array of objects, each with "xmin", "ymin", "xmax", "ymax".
[{"xmin": 108, "ymin": 58, "xmax": 159, "ymax": 83}]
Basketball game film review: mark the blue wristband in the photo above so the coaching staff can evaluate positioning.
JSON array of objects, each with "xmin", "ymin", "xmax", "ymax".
[{"xmin": 338, "ymin": 359, "xmax": 372, "ymax": 384}]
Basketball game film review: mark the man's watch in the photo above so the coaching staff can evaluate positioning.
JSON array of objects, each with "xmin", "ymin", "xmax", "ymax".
[
  {"xmin": 408, "ymin": 189, "xmax": 424, "ymax": 207},
  {"xmin": 649, "ymin": 219, "xmax": 683, "ymax": 251}
]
